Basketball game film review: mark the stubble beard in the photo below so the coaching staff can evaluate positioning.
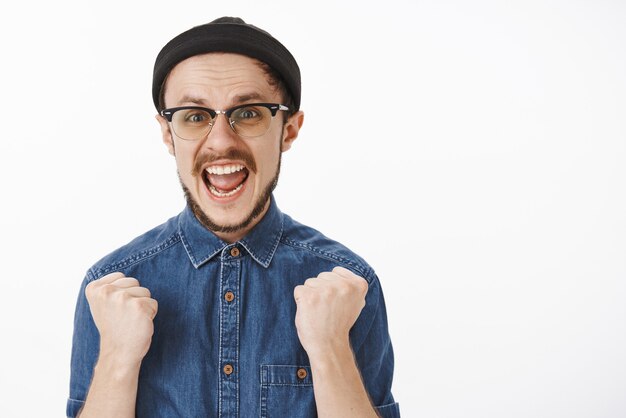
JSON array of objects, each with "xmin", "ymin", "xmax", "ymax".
[{"xmin": 180, "ymin": 151, "xmax": 281, "ymax": 235}]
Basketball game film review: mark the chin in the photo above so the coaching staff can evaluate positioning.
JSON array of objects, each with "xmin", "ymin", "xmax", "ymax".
[{"xmin": 182, "ymin": 181, "xmax": 273, "ymax": 236}]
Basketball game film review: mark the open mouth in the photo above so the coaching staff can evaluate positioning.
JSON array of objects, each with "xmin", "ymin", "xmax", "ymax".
[{"xmin": 203, "ymin": 163, "xmax": 250, "ymax": 198}]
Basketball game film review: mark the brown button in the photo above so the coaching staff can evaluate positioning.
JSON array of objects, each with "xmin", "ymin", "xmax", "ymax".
[
  {"xmin": 230, "ymin": 247, "xmax": 240, "ymax": 257},
  {"xmin": 223, "ymin": 364, "xmax": 234, "ymax": 375},
  {"xmin": 297, "ymin": 368, "xmax": 307, "ymax": 379},
  {"xmin": 224, "ymin": 291, "xmax": 235, "ymax": 302}
]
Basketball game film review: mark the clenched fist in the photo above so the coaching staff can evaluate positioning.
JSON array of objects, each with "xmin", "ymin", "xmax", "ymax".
[
  {"xmin": 85, "ymin": 272, "xmax": 158, "ymax": 366},
  {"xmin": 293, "ymin": 266, "xmax": 368, "ymax": 360}
]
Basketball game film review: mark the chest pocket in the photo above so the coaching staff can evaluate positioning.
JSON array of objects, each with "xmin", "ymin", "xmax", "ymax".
[{"xmin": 260, "ymin": 365, "xmax": 316, "ymax": 418}]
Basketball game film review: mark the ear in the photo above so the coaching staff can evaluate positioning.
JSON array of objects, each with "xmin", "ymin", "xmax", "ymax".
[
  {"xmin": 281, "ymin": 111, "xmax": 304, "ymax": 152},
  {"xmin": 156, "ymin": 114, "xmax": 175, "ymax": 156}
]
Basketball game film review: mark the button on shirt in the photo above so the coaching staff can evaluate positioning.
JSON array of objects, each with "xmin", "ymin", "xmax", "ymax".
[{"xmin": 67, "ymin": 197, "xmax": 400, "ymax": 417}]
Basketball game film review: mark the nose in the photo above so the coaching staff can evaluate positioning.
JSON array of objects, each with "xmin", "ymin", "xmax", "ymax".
[{"xmin": 202, "ymin": 113, "xmax": 239, "ymax": 152}]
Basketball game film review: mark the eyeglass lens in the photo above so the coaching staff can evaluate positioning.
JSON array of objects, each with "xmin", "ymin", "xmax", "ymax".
[{"xmin": 171, "ymin": 105, "xmax": 274, "ymax": 139}]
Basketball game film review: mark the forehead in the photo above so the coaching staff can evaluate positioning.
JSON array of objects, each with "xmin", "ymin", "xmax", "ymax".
[{"xmin": 164, "ymin": 53, "xmax": 276, "ymax": 106}]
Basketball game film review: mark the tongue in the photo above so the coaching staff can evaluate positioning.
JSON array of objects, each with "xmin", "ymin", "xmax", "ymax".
[{"xmin": 207, "ymin": 170, "xmax": 247, "ymax": 192}]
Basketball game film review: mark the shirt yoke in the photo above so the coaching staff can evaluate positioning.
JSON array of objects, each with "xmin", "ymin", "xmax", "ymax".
[
  {"xmin": 86, "ymin": 215, "xmax": 181, "ymax": 281},
  {"xmin": 279, "ymin": 213, "xmax": 376, "ymax": 284}
]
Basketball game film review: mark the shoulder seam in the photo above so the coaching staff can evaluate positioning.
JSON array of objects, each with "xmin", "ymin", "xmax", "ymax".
[
  {"xmin": 87, "ymin": 233, "xmax": 182, "ymax": 281},
  {"xmin": 280, "ymin": 236, "xmax": 375, "ymax": 282}
]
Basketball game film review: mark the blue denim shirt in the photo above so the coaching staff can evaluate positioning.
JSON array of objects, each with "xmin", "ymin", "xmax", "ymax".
[{"xmin": 68, "ymin": 197, "xmax": 400, "ymax": 417}]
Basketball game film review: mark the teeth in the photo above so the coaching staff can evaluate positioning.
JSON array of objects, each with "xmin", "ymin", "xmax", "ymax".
[
  {"xmin": 208, "ymin": 182, "xmax": 244, "ymax": 197},
  {"xmin": 205, "ymin": 164, "xmax": 244, "ymax": 175}
]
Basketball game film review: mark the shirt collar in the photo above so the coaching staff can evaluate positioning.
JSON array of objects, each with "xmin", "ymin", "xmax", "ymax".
[{"xmin": 177, "ymin": 196, "xmax": 284, "ymax": 269}]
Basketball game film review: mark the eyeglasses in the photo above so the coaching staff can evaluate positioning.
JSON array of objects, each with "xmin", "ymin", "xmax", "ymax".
[{"xmin": 160, "ymin": 103, "xmax": 290, "ymax": 140}]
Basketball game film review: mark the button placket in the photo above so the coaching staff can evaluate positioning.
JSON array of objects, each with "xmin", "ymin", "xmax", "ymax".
[{"xmin": 218, "ymin": 248, "xmax": 241, "ymax": 417}]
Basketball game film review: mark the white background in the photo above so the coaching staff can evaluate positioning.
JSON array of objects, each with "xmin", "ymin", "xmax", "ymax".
[{"xmin": 0, "ymin": 0, "xmax": 624, "ymax": 417}]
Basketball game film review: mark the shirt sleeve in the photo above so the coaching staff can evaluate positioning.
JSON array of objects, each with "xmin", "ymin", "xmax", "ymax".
[
  {"xmin": 67, "ymin": 272, "xmax": 99, "ymax": 417},
  {"xmin": 351, "ymin": 274, "xmax": 401, "ymax": 418}
]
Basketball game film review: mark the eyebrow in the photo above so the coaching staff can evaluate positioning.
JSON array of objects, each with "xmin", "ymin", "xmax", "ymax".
[
  {"xmin": 178, "ymin": 95, "xmax": 209, "ymax": 106},
  {"xmin": 177, "ymin": 92, "xmax": 265, "ymax": 108},
  {"xmin": 232, "ymin": 92, "xmax": 263, "ymax": 104}
]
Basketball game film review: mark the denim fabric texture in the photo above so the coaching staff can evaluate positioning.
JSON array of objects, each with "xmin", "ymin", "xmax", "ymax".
[{"xmin": 68, "ymin": 197, "xmax": 400, "ymax": 417}]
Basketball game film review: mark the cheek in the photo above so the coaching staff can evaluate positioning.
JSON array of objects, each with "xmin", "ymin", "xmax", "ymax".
[
  {"xmin": 255, "ymin": 143, "xmax": 281, "ymax": 176},
  {"xmin": 174, "ymin": 143, "xmax": 200, "ymax": 175}
]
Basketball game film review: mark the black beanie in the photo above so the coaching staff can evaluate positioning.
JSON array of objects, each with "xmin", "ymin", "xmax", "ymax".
[{"xmin": 152, "ymin": 17, "xmax": 301, "ymax": 111}]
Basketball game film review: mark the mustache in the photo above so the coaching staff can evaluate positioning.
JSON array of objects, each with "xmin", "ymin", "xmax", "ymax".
[{"xmin": 191, "ymin": 148, "xmax": 257, "ymax": 177}]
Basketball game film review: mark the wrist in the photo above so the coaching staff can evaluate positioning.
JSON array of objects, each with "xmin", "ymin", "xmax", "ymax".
[
  {"xmin": 96, "ymin": 348, "xmax": 143, "ymax": 379},
  {"xmin": 306, "ymin": 337, "xmax": 354, "ymax": 370}
]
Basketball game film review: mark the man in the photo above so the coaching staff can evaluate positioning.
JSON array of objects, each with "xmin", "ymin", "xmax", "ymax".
[{"xmin": 68, "ymin": 17, "xmax": 400, "ymax": 417}]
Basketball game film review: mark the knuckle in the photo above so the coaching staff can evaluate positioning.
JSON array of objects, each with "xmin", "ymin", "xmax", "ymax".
[
  {"xmin": 348, "ymin": 275, "xmax": 368, "ymax": 290},
  {"xmin": 333, "ymin": 266, "xmax": 354, "ymax": 278},
  {"xmin": 100, "ymin": 284, "xmax": 116, "ymax": 297},
  {"xmin": 320, "ymin": 286, "xmax": 333, "ymax": 298},
  {"xmin": 145, "ymin": 300, "xmax": 158, "ymax": 319},
  {"xmin": 306, "ymin": 291, "xmax": 320, "ymax": 303},
  {"xmin": 85, "ymin": 282, "xmax": 96, "ymax": 298},
  {"xmin": 102, "ymin": 272, "xmax": 125, "ymax": 283},
  {"xmin": 120, "ymin": 277, "xmax": 139, "ymax": 286},
  {"xmin": 336, "ymin": 283, "xmax": 351, "ymax": 296}
]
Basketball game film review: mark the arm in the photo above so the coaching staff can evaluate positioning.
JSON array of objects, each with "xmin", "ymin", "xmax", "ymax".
[
  {"xmin": 77, "ymin": 356, "xmax": 141, "ymax": 418},
  {"xmin": 77, "ymin": 272, "xmax": 157, "ymax": 418},
  {"xmin": 308, "ymin": 339, "xmax": 380, "ymax": 418},
  {"xmin": 294, "ymin": 267, "xmax": 379, "ymax": 418}
]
